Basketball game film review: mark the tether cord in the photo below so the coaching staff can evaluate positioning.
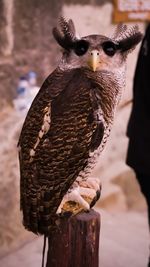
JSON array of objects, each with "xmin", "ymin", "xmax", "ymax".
[{"xmin": 42, "ymin": 235, "xmax": 47, "ymax": 267}]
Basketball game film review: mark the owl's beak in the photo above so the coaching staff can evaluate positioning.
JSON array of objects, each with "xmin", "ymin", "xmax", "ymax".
[{"xmin": 88, "ymin": 50, "xmax": 99, "ymax": 72}]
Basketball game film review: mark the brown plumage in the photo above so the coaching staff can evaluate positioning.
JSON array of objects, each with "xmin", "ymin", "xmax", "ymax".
[{"xmin": 18, "ymin": 17, "xmax": 142, "ymax": 235}]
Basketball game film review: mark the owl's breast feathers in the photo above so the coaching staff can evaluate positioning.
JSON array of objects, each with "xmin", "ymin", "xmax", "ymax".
[{"xmin": 18, "ymin": 68, "xmax": 105, "ymax": 234}]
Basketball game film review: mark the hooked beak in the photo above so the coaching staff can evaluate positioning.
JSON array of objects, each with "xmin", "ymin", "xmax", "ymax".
[{"xmin": 88, "ymin": 50, "xmax": 100, "ymax": 72}]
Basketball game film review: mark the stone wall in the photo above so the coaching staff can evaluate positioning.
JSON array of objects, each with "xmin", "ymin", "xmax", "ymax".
[
  {"xmin": 0, "ymin": 0, "xmax": 62, "ymax": 257},
  {"xmin": 0, "ymin": 0, "xmax": 62, "ymax": 106}
]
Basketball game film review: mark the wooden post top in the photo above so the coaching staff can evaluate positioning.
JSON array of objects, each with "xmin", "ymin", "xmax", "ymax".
[{"xmin": 46, "ymin": 209, "xmax": 100, "ymax": 267}]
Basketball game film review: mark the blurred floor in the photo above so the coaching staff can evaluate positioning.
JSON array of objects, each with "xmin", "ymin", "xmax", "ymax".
[
  {"xmin": 100, "ymin": 209, "xmax": 149, "ymax": 267},
  {"xmin": 0, "ymin": 209, "xmax": 149, "ymax": 267}
]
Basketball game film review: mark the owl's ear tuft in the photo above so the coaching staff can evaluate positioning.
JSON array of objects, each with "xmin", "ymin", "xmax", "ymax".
[
  {"xmin": 112, "ymin": 23, "xmax": 128, "ymax": 40},
  {"xmin": 52, "ymin": 17, "xmax": 77, "ymax": 50},
  {"xmin": 114, "ymin": 25, "xmax": 143, "ymax": 54},
  {"xmin": 118, "ymin": 31, "xmax": 143, "ymax": 54}
]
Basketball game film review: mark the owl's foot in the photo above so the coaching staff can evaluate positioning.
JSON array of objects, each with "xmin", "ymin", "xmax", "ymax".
[
  {"xmin": 77, "ymin": 177, "xmax": 101, "ymax": 209},
  {"xmin": 56, "ymin": 186, "xmax": 90, "ymax": 214},
  {"xmin": 77, "ymin": 177, "xmax": 101, "ymax": 191},
  {"xmin": 56, "ymin": 178, "xmax": 101, "ymax": 215}
]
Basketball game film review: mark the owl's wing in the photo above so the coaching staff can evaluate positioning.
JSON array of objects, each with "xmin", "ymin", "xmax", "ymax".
[
  {"xmin": 18, "ymin": 68, "xmax": 74, "ymax": 147},
  {"xmin": 90, "ymin": 122, "xmax": 104, "ymax": 152},
  {"xmin": 19, "ymin": 68, "xmax": 104, "ymax": 235}
]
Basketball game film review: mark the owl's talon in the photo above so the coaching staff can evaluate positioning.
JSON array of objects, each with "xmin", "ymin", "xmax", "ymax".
[{"xmin": 90, "ymin": 190, "xmax": 101, "ymax": 208}]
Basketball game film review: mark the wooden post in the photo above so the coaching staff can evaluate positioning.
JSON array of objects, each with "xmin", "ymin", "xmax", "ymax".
[{"xmin": 46, "ymin": 209, "xmax": 100, "ymax": 267}]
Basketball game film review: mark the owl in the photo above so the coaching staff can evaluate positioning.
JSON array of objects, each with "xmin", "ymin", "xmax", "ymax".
[{"xmin": 18, "ymin": 18, "xmax": 142, "ymax": 235}]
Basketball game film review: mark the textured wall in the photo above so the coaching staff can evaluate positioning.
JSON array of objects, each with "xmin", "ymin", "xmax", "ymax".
[
  {"xmin": 0, "ymin": 0, "xmax": 62, "ymax": 257},
  {"xmin": 0, "ymin": 0, "xmax": 62, "ymax": 106}
]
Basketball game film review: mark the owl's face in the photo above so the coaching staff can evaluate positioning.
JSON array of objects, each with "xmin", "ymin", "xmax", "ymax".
[
  {"xmin": 53, "ymin": 17, "xmax": 142, "ymax": 74},
  {"xmin": 60, "ymin": 35, "xmax": 125, "ymax": 73}
]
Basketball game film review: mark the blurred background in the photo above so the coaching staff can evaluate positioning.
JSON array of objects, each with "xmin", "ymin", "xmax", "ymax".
[{"xmin": 0, "ymin": 0, "xmax": 149, "ymax": 267}]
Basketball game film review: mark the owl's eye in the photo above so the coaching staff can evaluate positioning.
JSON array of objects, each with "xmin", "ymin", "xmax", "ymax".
[
  {"xmin": 73, "ymin": 40, "xmax": 89, "ymax": 56},
  {"xmin": 102, "ymin": 41, "xmax": 118, "ymax": 57}
]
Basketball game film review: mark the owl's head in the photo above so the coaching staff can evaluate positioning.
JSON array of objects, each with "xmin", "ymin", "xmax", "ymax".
[{"xmin": 53, "ymin": 17, "xmax": 143, "ymax": 73}]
